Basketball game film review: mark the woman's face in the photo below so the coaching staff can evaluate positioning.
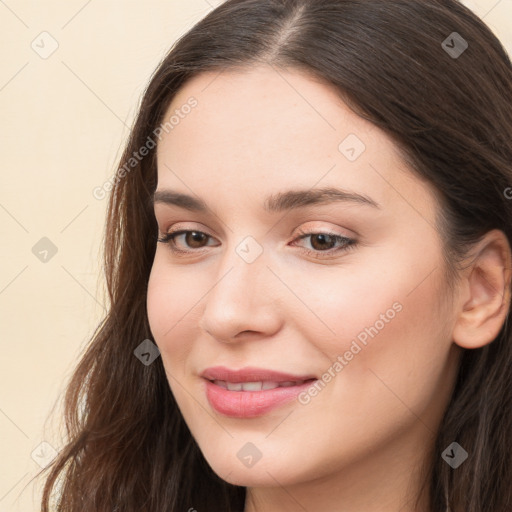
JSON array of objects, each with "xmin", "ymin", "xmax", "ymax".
[{"xmin": 147, "ymin": 65, "xmax": 462, "ymax": 499}]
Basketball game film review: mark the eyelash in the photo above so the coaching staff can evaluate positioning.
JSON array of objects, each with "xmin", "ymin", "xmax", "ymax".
[{"xmin": 157, "ymin": 228, "xmax": 357, "ymax": 259}]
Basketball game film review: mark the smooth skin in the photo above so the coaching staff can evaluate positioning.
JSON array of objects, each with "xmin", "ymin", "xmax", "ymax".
[{"xmin": 147, "ymin": 64, "xmax": 511, "ymax": 512}]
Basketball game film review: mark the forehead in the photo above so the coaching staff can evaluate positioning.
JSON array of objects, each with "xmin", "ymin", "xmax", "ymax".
[
  {"xmin": 158, "ymin": 64, "xmax": 387, "ymax": 161},
  {"xmin": 155, "ymin": 65, "xmax": 438, "ymax": 222}
]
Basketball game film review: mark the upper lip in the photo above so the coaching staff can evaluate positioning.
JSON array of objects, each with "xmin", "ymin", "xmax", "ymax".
[{"xmin": 201, "ymin": 366, "xmax": 317, "ymax": 383}]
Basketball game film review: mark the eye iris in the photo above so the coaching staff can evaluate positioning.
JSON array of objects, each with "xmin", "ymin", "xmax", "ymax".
[
  {"xmin": 310, "ymin": 233, "xmax": 336, "ymax": 251},
  {"xmin": 186, "ymin": 231, "xmax": 207, "ymax": 248}
]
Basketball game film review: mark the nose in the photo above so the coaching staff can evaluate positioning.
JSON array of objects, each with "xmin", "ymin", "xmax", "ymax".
[{"xmin": 199, "ymin": 246, "xmax": 283, "ymax": 344}]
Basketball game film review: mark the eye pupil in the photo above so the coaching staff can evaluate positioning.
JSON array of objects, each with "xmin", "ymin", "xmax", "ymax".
[
  {"xmin": 310, "ymin": 234, "xmax": 335, "ymax": 251},
  {"xmin": 187, "ymin": 231, "xmax": 207, "ymax": 248}
]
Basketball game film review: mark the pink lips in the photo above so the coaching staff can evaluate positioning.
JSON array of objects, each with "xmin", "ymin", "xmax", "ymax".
[{"xmin": 201, "ymin": 366, "xmax": 318, "ymax": 418}]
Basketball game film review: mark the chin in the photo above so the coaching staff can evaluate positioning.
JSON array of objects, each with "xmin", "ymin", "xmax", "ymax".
[
  {"xmin": 215, "ymin": 466, "xmax": 287, "ymax": 488},
  {"xmin": 204, "ymin": 451, "xmax": 296, "ymax": 487}
]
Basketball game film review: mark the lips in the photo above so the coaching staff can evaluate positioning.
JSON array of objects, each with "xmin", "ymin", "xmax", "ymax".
[
  {"xmin": 200, "ymin": 365, "xmax": 317, "ymax": 383},
  {"xmin": 201, "ymin": 366, "xmax": 318, "ymax": 418}
]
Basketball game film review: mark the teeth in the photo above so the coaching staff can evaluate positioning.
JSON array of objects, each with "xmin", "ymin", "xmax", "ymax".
[
  {"xmin": 212, "ymin": 380, "xmax": 306, "ymax": 391},
  {"xmin": 226, "ymin": 382, "xmax": 242, "ymax": 391},
  {"xmin": 213, "ymin": 379, "xmax": 228, "ymax": 389},
  {"xmin": 241, "ymin": 381, "xmax": 263, "ymax": 391}
]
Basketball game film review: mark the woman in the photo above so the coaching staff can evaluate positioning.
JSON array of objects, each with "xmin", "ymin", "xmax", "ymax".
[{"xmin": 38, "ymin": 0, "xmax": 512, "ymax": 510}]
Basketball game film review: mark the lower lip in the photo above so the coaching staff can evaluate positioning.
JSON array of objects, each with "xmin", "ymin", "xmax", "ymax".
[{"xmin": 204, "ymin": 379, "xmax": 317, "ymax": 418}]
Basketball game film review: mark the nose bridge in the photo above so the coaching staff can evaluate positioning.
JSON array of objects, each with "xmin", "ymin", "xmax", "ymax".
[
  {"xmin": 199, "ymin": 234, "xmax": 280, "ymax": 341},
  {"xmin": 208, "ymin": 235, "xmax": 267, "ymax": 313},
  {"xmin": 215, "ymin": 232, "xmax": 269, "ymax": 296}
]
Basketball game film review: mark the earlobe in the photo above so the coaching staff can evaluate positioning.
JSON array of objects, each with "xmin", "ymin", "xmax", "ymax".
[{"xmin": 452, "ymin": 229, "xmax": 512, "ymax": 350}]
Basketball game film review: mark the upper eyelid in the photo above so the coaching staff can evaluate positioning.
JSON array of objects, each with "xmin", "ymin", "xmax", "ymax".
[
  {"xmin": 157, "ymin": 217, "xmax": 355, "ymax": 236},
  {"xmin": 160, "ymin": 226, "xmax": 351, "ymax": 239}
]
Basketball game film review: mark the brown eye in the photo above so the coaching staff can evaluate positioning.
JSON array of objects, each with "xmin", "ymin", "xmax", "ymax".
[
  {"xmin": 157, "ymin": 228, "xmax": 356, "ymax": 259},
  {"xmin": 292, "ymin": 230, "xmax": 357, "ymax": 259},
  {"xmin": 157, "ymin": 230, "xmax": 218, "ymax": 252},
  {"xmin": 184, "ymin": 231, "xmax": 209, "ymax": 248},
  {"xmin": 308, "ymin": 233, "xmax": 338, "ymax": 251}
]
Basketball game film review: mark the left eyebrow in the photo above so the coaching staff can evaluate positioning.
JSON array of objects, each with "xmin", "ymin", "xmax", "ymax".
[
  {"xmin": 264, "ymin": 187, "xmax": 380, "ymax": 211},
  {"xmin": 151, "ymin": 186, "xmax": 381, "ymax": 213}
]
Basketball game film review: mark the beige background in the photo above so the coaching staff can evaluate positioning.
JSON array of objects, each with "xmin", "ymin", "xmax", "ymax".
[{"xmin": 0, "ymin": 0, "xmax": 510, "ymax": 509}]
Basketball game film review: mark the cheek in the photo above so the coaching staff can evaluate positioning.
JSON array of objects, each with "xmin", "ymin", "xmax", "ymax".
[
  {"xmin": 147, "ymin": 261, "xmax": 172, "ymax": 340},
  {"xmin": 282, "ymin": 263, "xmax": 452, "ymax": 470},
  {"xmin": 146, "ymin": 259, "xmax": 200, "ymax": 365},
  {"xmin": 297, "ymin": 239, "xmax": 446, "ymax": 353},
  {"xmin": 294, "ymin": 243, "xmax": 450, "ymax": 403}
]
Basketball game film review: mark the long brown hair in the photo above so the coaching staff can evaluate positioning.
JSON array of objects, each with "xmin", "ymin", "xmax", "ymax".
[{"xmin": 37, "ymin": 1, "xmax": 512, "ymax": 510}]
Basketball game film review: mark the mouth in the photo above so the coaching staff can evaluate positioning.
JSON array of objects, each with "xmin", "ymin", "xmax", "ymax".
[{"xmin": 201, "ymin": 368, "xmax": 319, "ymax": 418}]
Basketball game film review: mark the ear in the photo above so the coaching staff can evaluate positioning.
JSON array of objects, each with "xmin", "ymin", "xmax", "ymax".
[{"xmin": 452, "ymin": 229, "xmax": 512, "ymax": 349}]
